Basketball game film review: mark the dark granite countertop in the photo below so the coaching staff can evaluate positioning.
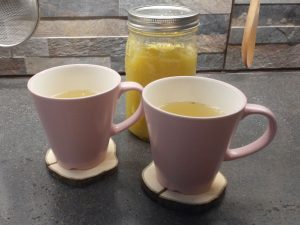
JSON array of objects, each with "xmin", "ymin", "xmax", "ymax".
[{"xmin": 0, "ymin": 71, "xmax": 299, "ymax": 225}]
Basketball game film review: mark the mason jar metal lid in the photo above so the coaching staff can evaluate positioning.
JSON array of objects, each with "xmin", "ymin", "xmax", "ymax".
[{"xmin": 128, "ymin": 5, "xmax": 200, "ymax": 32}]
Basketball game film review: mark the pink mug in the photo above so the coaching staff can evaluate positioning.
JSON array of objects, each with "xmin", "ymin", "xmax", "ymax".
[
  {"xmin": 143, "ymin": 76, "xmax": 277, "ymax": 194},
  {"xmin": 28, "ymin": 64, "xmax": 143, "ymax": 170}
]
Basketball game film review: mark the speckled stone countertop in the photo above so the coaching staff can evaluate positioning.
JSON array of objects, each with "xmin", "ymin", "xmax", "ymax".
[{"xmin": 0, "ymin": 71, "xmax": 299, "ymax": 225}]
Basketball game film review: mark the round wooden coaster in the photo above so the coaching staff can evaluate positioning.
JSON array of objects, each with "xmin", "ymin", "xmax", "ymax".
[
  {"xmin": 45, "ymin": 138, "xmax": 118, "ymax": 185},
  {"xmin": 141, "ymin": 162, "xmax": 227, "ymax": 212}
]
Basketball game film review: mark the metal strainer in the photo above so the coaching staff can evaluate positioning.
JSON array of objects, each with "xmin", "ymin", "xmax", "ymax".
[{"xmin": 0, "ymin": 0, "xmax": 39, "ymax": 47}]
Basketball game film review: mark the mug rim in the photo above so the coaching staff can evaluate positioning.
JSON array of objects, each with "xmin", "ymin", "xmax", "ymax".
[
  {"xmin": 142, "ymin": 76, "xmax": 248, "ymax": 120},
  {"xmin": 27, "ymin": 64, "xmax": 121, "ymax": 100}
]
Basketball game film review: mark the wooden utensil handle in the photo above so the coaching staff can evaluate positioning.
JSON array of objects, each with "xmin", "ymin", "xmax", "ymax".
[{"xmin": 241, "ymin": 0, "xmax": 261, "ymax": 68}]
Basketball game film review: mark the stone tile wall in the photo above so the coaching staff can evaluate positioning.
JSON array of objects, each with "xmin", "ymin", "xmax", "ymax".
[{"xmin": 0, "ymin": 0, "xmax": 299, "ymax": 75}]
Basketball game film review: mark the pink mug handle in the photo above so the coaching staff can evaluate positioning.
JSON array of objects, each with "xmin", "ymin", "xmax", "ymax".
[
  {"xmin": 224, "ymin": 104, "xmax": 277, "ymax": 161},
  {"xmin": 110, "ymin": 81, "xmax": 143, "ymax": 135}
]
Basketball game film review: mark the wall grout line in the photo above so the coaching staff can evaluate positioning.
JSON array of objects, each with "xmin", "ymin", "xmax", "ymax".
[{"xmin": 222, "ymin": 0, "xmax": 236, "ymax": 70}]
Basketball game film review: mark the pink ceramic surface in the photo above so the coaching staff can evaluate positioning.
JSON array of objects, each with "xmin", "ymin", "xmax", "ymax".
[
  {"xmin": 28, "ymin": 64, "xmax": 143, "ymax": 170},
  {"xmin": 143, "ymin": 76, "xmax": 277, "ymax": 194}
]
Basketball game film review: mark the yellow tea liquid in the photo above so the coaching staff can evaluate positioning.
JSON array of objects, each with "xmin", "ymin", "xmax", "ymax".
[
  {"xmin": 54, "ymin": 89, "xmax": 95, "ymax": 98},
  {"xmin": 126, "ymin": 40, "xmax": 197, "ymax": 140},
  {"xmin": 160, "ymin": 101, "xmax": 224, "ymax": 117}
]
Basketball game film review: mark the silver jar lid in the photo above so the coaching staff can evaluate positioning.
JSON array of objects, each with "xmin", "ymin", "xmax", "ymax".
[{"xmin": 128, "ymin": 5, "xmax": 200, "ymax": 32}]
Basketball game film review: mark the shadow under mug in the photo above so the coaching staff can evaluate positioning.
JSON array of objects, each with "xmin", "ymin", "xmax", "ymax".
[
  {"xmin": 143, "ymin": 76, "xmax": 277, "ymax": 194},
  {"xmin": 28, "ymin": 64, "xmax": 143, "ymax": 170}
]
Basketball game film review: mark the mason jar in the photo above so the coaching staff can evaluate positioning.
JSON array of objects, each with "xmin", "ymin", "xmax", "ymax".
[{"xmin": 125, "ymin": 5, "xmax": 200, "ymax": 140}]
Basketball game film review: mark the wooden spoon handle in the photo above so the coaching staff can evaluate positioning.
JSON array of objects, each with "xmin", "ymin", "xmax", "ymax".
[{"xmin": 241, "ymin": 0, "xmax": 260, "ymax": 68}]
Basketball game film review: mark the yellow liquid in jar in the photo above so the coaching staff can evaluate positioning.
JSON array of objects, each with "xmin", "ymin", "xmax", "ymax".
[{"xmin": 125, "ymin": 38, "xmax": 197, "ymax": 140}]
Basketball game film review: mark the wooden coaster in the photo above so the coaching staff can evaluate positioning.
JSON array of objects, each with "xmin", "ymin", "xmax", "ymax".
[
  {"xmin": 141, "ymin": 162, "xmax": 227, "ymax": 212},
  {"xmin": 45, "ymin": 138, "xmax": 118, "ymax": 185}
]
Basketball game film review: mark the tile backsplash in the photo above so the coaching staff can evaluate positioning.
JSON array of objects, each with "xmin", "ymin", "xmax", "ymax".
[{"xmin": 0, "ymin": 0, "xmax": 299, "ymax": 75}]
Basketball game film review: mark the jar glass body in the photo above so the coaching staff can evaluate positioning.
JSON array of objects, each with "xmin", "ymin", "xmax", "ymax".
[{"xmin": 125, "ymin": 28, "xmax": 198, "ymax": 140}]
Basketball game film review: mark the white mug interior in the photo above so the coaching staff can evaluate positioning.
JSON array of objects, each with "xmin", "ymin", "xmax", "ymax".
[
  {"xmin": 143, "ymin": 76, "xmax": 247, "ymax": 117},
  {"xmin": 28, "ymin": 64, "xmax": 121, "ymax": 98}
]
